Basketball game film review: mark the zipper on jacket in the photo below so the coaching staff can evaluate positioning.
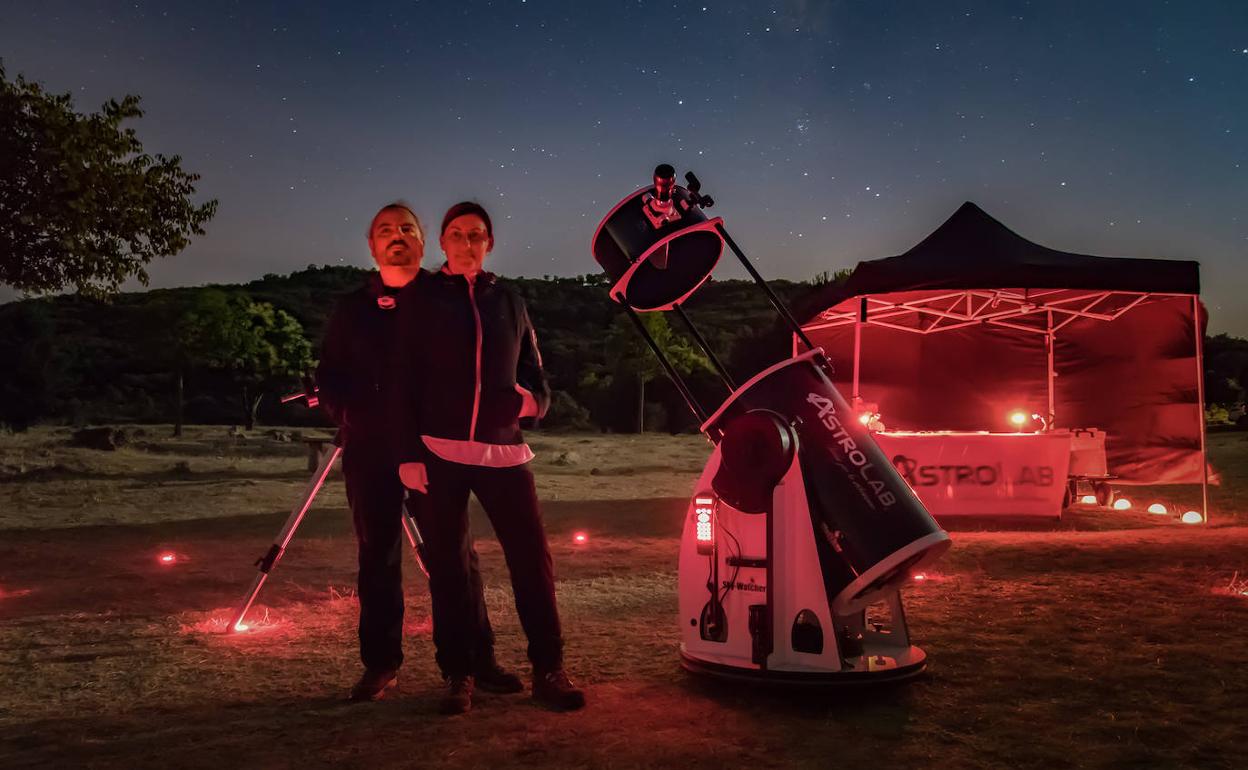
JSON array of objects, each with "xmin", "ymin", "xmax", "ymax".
[{"xmin": 466, "ymin": 277, "xmax": 484, "ymax": 441}]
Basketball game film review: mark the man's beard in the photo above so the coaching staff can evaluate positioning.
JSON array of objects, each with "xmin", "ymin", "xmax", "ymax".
[
  {"xmin": 382, "ymin": 243, "xmax": 415, "ymax": 266},
  {"xmin": 382, "ymin": 251, "xmax": 414, "ymax": 266}
]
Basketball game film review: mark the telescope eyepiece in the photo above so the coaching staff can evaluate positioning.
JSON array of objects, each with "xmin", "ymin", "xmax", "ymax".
[{"xmin": 653, "ymin": 164, "xmax": 676, "ymax": 202}]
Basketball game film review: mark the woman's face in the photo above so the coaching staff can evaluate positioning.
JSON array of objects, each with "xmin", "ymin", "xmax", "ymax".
[{"xmin": 441, "ymin": 213, "xmax": 493, "ymax": 276}]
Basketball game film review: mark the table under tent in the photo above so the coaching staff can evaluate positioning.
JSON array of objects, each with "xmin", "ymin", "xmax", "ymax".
[{"xmin": 796, "ymin": 202, "xmax": 1208, "ymax": 521}]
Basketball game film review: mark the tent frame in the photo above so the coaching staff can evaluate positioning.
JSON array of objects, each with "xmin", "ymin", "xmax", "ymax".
[{"xmin": 801, "ymin": 287, "xmax": 1210, "ymax": 522}]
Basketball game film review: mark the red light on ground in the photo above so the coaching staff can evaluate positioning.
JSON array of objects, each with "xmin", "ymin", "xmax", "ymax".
[
  {"xmin": 158, "ymin": 552, "xmax": 177, "ymax": 565},
  {"xmin": 1079, "ymin": 494, "xmax": 1098, "ymax": 505},
  {"xmin": 573, "ymin": 532, "xmax": 588, "ymax": 544},
  {"xmin": 913, "ymin": 573, "xmax": 927, "ymax": 582},
  {"xmin": 1181, "ymin": 511, "xmax": 1203, "ymax": 525},
  {"xmin": 1112, "ymin": 498, "xmax": 1132, "ymax": 511}
]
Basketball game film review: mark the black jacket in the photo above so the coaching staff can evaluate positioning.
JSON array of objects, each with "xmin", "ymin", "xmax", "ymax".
[
  {"xmin": 394, "ymin": 267, "xmax": 551, "ymax": 463},
  {"xmin": 315, "ymin": 274, "xmax": 406, "ymax": 449}
]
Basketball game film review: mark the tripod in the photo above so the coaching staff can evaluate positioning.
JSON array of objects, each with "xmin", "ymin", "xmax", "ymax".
[{"xmin": 228, "ymin": 392, "xmax": 428, "ymax": 633}]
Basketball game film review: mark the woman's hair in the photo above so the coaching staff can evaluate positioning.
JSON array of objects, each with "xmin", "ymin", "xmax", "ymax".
[{"xmin": 440, "ymin": 201, "xmax": 493, "ymax": 238}]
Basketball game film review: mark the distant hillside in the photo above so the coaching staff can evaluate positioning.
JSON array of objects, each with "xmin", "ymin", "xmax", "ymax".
[{"xmin": 0, "ymin": 266, "xmax": 825, "ymax": 432}]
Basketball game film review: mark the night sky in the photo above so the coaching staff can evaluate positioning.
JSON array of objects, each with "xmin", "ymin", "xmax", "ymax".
[{"xmin": 2, "ymin": 1, "xmax": 1246, "ymax": 333}]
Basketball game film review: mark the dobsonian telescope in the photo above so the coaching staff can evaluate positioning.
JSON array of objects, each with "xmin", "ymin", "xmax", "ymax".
[{"xmin": 591, "ymin": 164, "xmax": 952, "ymax": 684}]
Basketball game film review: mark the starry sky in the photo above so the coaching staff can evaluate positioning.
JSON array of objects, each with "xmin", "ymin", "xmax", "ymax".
[{"xmin": 2, "ymin": 1, "xmax": 1246, "ymax": 333}]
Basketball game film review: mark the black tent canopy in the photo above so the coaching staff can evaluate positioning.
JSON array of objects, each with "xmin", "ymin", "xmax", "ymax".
[
  {"xmin": 797, "ymin": 202, "xmax": 1208, "ymax": 516},
  {"xmin": 802, "ymin": 202, "xmax": 1199, "ymax": 308}
]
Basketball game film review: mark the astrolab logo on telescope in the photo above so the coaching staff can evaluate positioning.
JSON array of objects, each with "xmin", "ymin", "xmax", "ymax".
[{"xmin": 805, "ymin": 392, "xmax": 897, "ymax": 509}]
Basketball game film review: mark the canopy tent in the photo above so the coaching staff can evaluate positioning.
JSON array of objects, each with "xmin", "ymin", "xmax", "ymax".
[{"xmin": 796, "ymin": 202, "xmax": 1207, "ymax": 513}]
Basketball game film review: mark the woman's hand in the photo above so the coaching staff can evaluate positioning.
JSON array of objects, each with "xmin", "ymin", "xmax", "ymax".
[
  {"xmin": 516, "ymin": 384, "xmax": 538, "ymax": 419},
  {"xmin": 399, "ymin": 462, "xmax": 428, "ymax": 493}
]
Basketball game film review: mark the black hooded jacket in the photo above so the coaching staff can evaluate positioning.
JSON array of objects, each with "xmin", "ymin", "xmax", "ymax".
[
  {"xmin": 393, "ymin": 267, "xmax": 550, "ymax": 463},
  {"xmin": 315, "ymin": 273, "xmax": 406, "ymax": 449}
]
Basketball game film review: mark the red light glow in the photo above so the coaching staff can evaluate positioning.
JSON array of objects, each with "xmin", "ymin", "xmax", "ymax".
[
  {"xmin": 158, "ymin": 552, "xmax": 177, "ymax": 565},
  {"xmin": 1009, "ymin": 411, "xmax": 1027, "ymax": 427},
  {"xmin": 858, "ymin": 413, "xmax": 872, "ymax": 425},
  {"xmin": 573, "ymin": 532, "xmax": 588, "ymax": 544},
  {"xmin": 912, "ymin": 573, "xmax": 927, "ymax": 582}
]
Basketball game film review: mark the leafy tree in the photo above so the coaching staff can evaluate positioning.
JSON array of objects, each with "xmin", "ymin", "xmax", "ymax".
[
  {"xmin": 603, "ymin": 311, "xmax": 709, "ymax": 432},
  {"xmin": 1204, "ymin": 333, "xmax": 1248, "ymax": 406},
  {"xmin": 0, "ymin": 63, "xmax": 216, "ymax": 296},
  {"xmin": 173, "ymin": 291, "xmax": 313, "ymax": 430}
]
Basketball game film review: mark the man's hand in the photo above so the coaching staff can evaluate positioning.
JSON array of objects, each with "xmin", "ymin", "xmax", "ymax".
[
  {"xmin": 399, "ymin": 462, "xmax": 428, "ymax": 493},
  {"xmin": 516, "ymin": 384, "xmax": 539, "ymax": 419}
]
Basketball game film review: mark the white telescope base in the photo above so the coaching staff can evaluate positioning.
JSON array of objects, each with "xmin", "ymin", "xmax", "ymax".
[{"xmin": 678, "ymin": 447, "xmax": 931, "ymax": 687}]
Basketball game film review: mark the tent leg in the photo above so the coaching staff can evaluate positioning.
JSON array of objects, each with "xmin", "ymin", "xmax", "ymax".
[
  {"xmin": 852, "ymin": 298, "xmax": 864, "ymax": 405},
  {"xmin": 1046, "ymin": 310, "xmax": 1055, "ymax": 427},
  {"xmin": 1193, "ymin": 295, "xmax": 1209, "ymax": 524}
]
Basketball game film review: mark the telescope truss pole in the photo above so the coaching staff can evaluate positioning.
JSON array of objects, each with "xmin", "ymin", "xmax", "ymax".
[
  {"xmin": 622, "ymin": 303, "xmax": 715, "ymax": 434},
  {"xmin": 671, "ymin": 304, "xmax": 737, "ymax": 393},
  {"xmin": 714, "ymin": 222, "xmax": 818, "ymax": 353}
]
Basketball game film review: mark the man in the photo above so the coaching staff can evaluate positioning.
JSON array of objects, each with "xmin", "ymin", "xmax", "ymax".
[{"xmin": 316, "ymin": 202, "xmax": 521, "ymax": 702}]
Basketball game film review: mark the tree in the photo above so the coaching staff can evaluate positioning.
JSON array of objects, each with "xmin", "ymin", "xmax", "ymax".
[
  {"xmin": 173, "ymin": 291, "xmax": 313, "ymax": 430},
  {"xmin": 0, "ymin": 301, "xmax": 59, "ymax": 430},
  {"xmin": 156, "ymin": 291, "xmax": 236, "ymax": 437},
  {"xmin": 0, "ymin": 63, "xmax": 217, "ymax": 296},
  {"xmin": 603, "ymin": 311, "xmax": 709, "ymax": 432}
]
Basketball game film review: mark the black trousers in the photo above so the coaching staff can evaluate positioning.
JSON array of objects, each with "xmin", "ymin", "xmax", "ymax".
[
  {"xmin": 417, "ymin": 455, "xmax": 564, "ymax": 677},
  {"xmin": 342, "ymin": 444, "xmax": 495, "ymax": 673}
]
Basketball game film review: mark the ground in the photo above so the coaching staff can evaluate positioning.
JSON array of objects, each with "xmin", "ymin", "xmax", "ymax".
[{"xmin": 1, "ymin": 427, "xmax": 1247, "ymax": 769}]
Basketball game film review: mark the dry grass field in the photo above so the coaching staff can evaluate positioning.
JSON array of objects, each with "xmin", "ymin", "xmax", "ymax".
[{"xmin": 2, "ymin": 426, "xmax": 1247, "ymax": 769}]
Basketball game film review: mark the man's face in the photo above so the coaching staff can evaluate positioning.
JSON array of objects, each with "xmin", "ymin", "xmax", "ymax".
[
  {"xmin": 440, "ymin": 213, "xmax": 493, "ymax": 275},
  {"xmin": 368, "ymin": 208, "xmax": 424, "ymax": 267}
]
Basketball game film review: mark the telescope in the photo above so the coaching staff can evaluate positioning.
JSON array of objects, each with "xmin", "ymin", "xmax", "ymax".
[
  {"xmin": 591, "ymin": 165, "xmax": 951, "ymax": 685},
  {"xmin": 228, "ymin": 375, "xmax": 428, "ymax": 634}
]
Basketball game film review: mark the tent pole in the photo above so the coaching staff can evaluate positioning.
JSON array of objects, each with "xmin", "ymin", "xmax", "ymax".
[
  {"xmin": 1193, "ymin": 295, "xmax": 1209, "ymax": 524},
  {"xmin": 852, "ymin": 298, "xmax": 864, "ymax": 404},
  {"xmin": 1046, "ymin": 310, "xmax": 1055, "ymax": 427}
]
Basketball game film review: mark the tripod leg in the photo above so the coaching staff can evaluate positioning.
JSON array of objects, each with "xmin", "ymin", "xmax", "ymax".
[
  {"xmin": 400, "ymin": 509, "xmax": 430, "ymax": 578},
  {"xmin": 228, "ymin": 443, "xmax": 343, "ymax": 632}
]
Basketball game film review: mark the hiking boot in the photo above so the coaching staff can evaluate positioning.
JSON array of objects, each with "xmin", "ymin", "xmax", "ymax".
[
  {"xmin": 348, "ymin": 668, "xmax": 397, "ymax": 702},
  {"xmin": 473, "ymin": 659, "xmax": 524, "ymax": 694},
  {"xmin": 439, "ymin": 675, "xmax": 474, "ymax": 715},
  {"xmin": 532, "ymin": 669, "xmax": 586, "ymax": 711}
]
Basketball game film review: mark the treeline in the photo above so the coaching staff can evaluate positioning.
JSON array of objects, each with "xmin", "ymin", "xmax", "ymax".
[
  {"xmin": 0, "ymin": 266, "xmax": 820, "ymax": 433},
  {"xmin": 3, "ymin": 266, "xmax": 1247, "ymax": 433}
]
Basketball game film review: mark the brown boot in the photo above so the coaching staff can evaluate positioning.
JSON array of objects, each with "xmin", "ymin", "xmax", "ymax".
[
  {"xmin": 532, "ymin": 669, "xmax": 586, "ymax": 711},
  {"xmin": 474, "ymin": 659, "xmax": 524, "ymax": 694},
  {"xmin": 439, "ymin": 675, "xmax": 474, "ymax": 715},
  {"xmin": 348, "ymin": 668, "xmax": 397, "ymax": 702}
]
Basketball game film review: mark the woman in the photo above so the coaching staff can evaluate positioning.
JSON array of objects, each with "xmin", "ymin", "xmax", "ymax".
[{"xmin": 394, "ymin": 201, "xmax": 585, "ymax": 714}]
